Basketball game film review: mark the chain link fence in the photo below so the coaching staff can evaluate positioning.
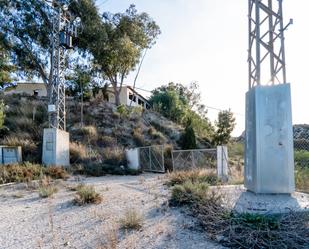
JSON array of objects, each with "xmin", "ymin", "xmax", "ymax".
[
  {"xmin": 293, "ymin": 125, "xmax": 309, "ymax": 167},
  {"xmin": 172, "ymin": 149, "xmax": 217, "ymax": 171}
]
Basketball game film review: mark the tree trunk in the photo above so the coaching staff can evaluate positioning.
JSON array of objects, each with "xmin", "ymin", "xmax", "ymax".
[{"xmin": 115, "ymin": 89, "xmax": 120, "ymax": 106}]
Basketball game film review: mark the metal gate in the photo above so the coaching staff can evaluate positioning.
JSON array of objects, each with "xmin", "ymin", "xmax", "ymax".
[
  {"xmin": 172, "ymin": 148, "xmax": 217, "ymax": 171},
  {"xmin": 139, "ymin": 145, "xmax": 165, "ymax": 173}
]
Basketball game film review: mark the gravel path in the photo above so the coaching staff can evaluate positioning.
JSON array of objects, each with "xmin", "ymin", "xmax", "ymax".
[{"xmin": 0, "ymin": 174, "xmax": 223, "ymax": 249}]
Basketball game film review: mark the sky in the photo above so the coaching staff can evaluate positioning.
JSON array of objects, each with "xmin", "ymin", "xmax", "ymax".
[{"xmin": 97, "ymin": 0, "xmax": 309, "ymax": 136}]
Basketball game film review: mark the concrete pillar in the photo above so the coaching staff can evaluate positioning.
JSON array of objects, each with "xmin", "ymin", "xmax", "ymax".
[
  {"xmin": 217, "ymin": 146, "xmax": 228, "ymax": 181},
  {"xmin": 245, "ymin": 84, "xmax": 295, "ymax": 194},
  {"xmin": 126, "ymin": 148, "xmax": 140, "ymax": 170},
  {"xmin": 42, "ymin": 128, "xmax": 70, "ymax": 167}
]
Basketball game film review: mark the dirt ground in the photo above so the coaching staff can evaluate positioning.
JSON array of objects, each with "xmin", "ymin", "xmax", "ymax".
[{"xmin": 0, "ymin": 174, "xmax": 224, "ymax": 249}]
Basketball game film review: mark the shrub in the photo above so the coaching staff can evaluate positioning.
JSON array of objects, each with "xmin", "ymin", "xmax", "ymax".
[
  {"xmin": 116, "ymin": 104, "xmax": 129, "ymax": 118},
  {"xmin": 80, "ymin": 125, "xmax": 98, "ymax": 140},
  {"xmin": 98, "ymin": 135, "xmax": 116, "ymax": 147},
  {"xmin": 102, "ymin": 147, "xmax": 126, "ymax": 166},
  {"xmin": 38, "ymin": 185, "xmax": 58, "ymax": 198},
  {"xmin": 1, "ymin": 136, "xmax": 39, "ymax": 162},
  {"xmin": 70, "ymin": 142, "xmax": 88, "ymax": 163},
  {"xmin": 179, "ymin": 121, "xmax": 197, "ymax": 150},
  {"xmin": 44, "ymin": 166, "xmax": 69, "ymax": 180},
  {"xmin": 295, "ymin": 166, "xmax": 309, "ymax": 192},
  {"xmin": 294, "ymin": 150, "xmax": 309, "ymax": 168},
  {"xmin": 119, "ymin": 209, "xmax": 143, "ymax": 230},
  {"xmin": 74, "ymin": 185, "xmax": 102, "ymax": 205},
  {"xmin": 171, "ymin": 181, "xmax": 209, "ymax": 206},
  {"xmin": 0, "ymin": 162, "xmax": 43, "ymax": 184},
  {"xmin": 168, "ymin": 169, "xmax": 219, "ymax": 187}
]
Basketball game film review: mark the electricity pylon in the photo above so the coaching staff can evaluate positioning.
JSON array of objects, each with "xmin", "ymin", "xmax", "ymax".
[
  {"xmin": 248, "ymin": 0, "xmax": 292, "ymax": 89},
  {"xmin": 49, "ymin": 0, "xmax": 79, "ymax": 130}
]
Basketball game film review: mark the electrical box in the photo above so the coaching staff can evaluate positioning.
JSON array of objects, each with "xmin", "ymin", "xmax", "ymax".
[
  {"xmin": 60, "ymin": 31, "xmax": 73, "ymax": 49},
  {"xmin": 0, "ymin": 146, "xmax": 22, "ymax": 165},
  {"xmin": 245, "ymin": 84, "xmax": 295, "ymax": 194}
]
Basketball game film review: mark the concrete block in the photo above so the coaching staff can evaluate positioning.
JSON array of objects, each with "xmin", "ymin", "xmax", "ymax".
[
  {"xmin": 126, "ymin": 148, "xmax": 140, "ymax": 170},
  {"xmin": 0, "ymin": 146, "xmax": 22, "ymax": 164},
  {"xmin": 245, "ymin": 84, "xmax": 295, "ymax": 194},
  {"xmin": 217, "ymin": 146, "xmax": 228, "ymax": 181},
  {"xmin": 42, "ymin": 128, "xmax": 70, "ymax": 167}
]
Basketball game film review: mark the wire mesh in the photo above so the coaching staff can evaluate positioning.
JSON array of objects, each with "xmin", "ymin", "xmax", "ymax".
[{"xmin": 172, "ymin": 149, "xmax": 217, "ymax": 171}]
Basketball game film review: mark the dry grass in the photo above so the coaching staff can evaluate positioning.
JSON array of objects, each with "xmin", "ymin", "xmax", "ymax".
[
  {"xmin": 167, "ymin": 169, "xmax": 219, "ymax": 187},
  {"xmin": 45, "ymin": 166, "xmax": 69, "ymax": 180},
  {"xmin": 295, "ymin": 166, "xmax": 309, "ymax": 192},
  {"xmin": 74, "ymin": 185, "xmax": 102, "ymax": 205},
  {"xmin": 168, "ymin": 169, "xmax": 309, "ymax": 249},
  {"xmin": 0, "ymin": 162, "xmax": 43, "ymax": 184},
  {"xmin": 70, "ymin": 142, "xmax": 88, "ymax": 163},
  {"xmin": 38, "ymin": 176, "xmax": 58, "ymax": 198},
  {"xmin": 119, "ymin": 209, "xmax": 143, "ymax": 230}
]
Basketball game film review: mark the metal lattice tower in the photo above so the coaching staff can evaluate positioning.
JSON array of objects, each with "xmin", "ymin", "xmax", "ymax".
[
  {"xmin": 50, "ymin": 6, "xmax": 66, "ymax": 130},
  {"xmin": 49, "ymin": 1, "xmax": 78, "ymax": 130},
  {"xmin": 248, "ymin": 0, "xmax": 292, "ymax": 89}
]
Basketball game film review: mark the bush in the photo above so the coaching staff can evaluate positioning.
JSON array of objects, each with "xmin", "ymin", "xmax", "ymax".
[
  {"xmin": 102, "ymin": 147, "xmax": 126, "ymax": 166},
  {"xmin": 1, "ymin": 136, "xmax": 39, "ymax": 162},
  {"xmin": 179, "ymin": 121, "xmax": 197, "ymax": 150},
  {"xmin": 168, "ymin": 169, "xmax": 219, "ymax": 187},
  {"xmin": 120, "ymin": 209, "xmax": 143, "ymax": 230},
  {"xmin": 44, "ymin": 166, "xmax": 69, "ymax": 180},
  {"xmin": 38, "ymin": 185, "xmax": 58, "ymax": 198},
  {"xmin": 295, "ymin": 166, "xmax": 309, "ymax": 192},
  {"xmin": 74, "ymin": 185, "xmax": 102, "ymax": 205},
  {"xmin": 294, "ymin": 150, "xmax": 309, "ymax": 168},
  {"xmin": 170, "ymin": 181, "xmax": 209, "ymax": 206},
  {"xmin": 0, "ymin": 162, "xmax": 43, "ymax": 184},
  {"xmin": 70, "ymin": 142, "xmax": 88, "ymax": 163}
]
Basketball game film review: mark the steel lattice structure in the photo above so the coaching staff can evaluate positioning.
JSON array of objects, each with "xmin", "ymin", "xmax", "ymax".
[
  {"xmin": 49, "ymin": 1, "xmax": 78, "ymax": 130},
  {"xmin": 50, "ymin": 6, "xmax": 67, "ymax": 130},
  {"xmin": 248, "ymin": 0, "xmax": 292, "ymax": 89}
]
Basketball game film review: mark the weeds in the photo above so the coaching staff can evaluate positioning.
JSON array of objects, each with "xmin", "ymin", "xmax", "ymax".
[
  {"xmin": 168, "ymin": 169, "xmax": 309, "ymax": 249},
  {"xmin": 119, "ymin": 209, "xmax": 143, "ymax": 230},
  {"xmin": 74, "ymin": 185, "xmax": 102, "ymax": 205},
  {"xmin": 45, "ymin": 166, "xmax": 69, "ymax": 180},
  {"xmin": 38, "ymin": 185, "xmax": 58, "ymax": 198},
  {"xmin": 167, "ymin": 169, "xmax": 219, "ymax": 187}
]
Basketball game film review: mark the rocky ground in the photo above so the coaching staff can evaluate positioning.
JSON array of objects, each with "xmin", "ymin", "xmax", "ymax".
[{"xmin": 0, "ymin": 174, "xmax": 223, "ymax": 249}]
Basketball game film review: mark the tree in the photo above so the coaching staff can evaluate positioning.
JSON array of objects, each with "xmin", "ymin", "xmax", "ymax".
[
  {"xmin": 213, "ymin": 109, "xmax": 236, "ymax": 145},
  {"xmin": 88, "ymin": 5, "xmax": 161, "ymax": 106},
  {"xmin": 0, "ymin": 42, "xmax": 14, "ymax": 88},
  {"xmin": 0, "ymin": 100, "xmax": 5, "ymax": 129},
  {"xmin": 149, "ymin": 82, "xmax": 214, "ymax": 139},
  {"xmin": 0, "ymin": 0, "xmax": 101, "ymax": 96},
  {"xmin": 179, "ymin": 119, "xmax": 197, "ymax": 150},
  {"xmin": 67, "ymin": 65, "xmax": 92, "ymax": 126}
]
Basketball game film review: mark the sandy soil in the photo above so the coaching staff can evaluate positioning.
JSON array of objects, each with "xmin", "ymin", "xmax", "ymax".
[{"xmin": 0, "ymin": 174, "xmax": 223, "ymax": 249}]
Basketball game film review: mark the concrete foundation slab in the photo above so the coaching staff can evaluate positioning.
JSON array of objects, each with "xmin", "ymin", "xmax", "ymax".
[
  {"xmin": 245, "ymin": 84, "xmax": 294, "ymax": 194},
  {"xmin": 42, "ymin": 128, "xmax": 70, "ymax": 167},
  {"xmin": 216, "ymin": 185, "xmax": 309, "ymax": 215}
]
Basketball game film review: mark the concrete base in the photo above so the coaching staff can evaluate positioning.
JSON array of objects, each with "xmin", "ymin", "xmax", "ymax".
[
  {"xmin": 42, "ymin": 128, "xmax": 70, "ymax": 167},
  {"xmin": 217, "ymin": 185, "xmax": 309, "ymax": 215},
  {"xmin": 245, "ymin": 84, "xmax": 295, "ymax": 194}
]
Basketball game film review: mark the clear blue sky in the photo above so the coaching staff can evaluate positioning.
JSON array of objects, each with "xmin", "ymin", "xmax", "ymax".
[{"xmin": 97, "ymin": 0, "xmax": 309, "ymax": 136}]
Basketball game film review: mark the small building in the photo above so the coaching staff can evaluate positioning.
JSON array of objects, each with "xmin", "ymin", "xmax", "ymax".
[
  {"xmin": 4, "ymin": 82, "xmax": 47, "ymax": 97},
  {"xmin": 107, "ymin": 86, "xmax": 150, "ymax": 109}
]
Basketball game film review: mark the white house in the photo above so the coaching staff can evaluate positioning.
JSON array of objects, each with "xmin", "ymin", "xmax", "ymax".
[
  {"xmin": 4, "ymin": 82, "xmax": 47, "ymax": 97},
  {"xmin": 107, "ymin": 85, "xmax": 150, "ymax": 109}
]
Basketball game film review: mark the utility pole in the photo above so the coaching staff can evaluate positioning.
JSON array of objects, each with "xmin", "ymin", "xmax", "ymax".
[{"xmin": 42, "ymin": 0, "xmax": 80, "ymax": 167}]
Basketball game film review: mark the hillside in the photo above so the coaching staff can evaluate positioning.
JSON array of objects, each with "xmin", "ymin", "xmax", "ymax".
[{"xmin": 0, "ymin": 94, "xmax": 210, "ymax": 172}]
